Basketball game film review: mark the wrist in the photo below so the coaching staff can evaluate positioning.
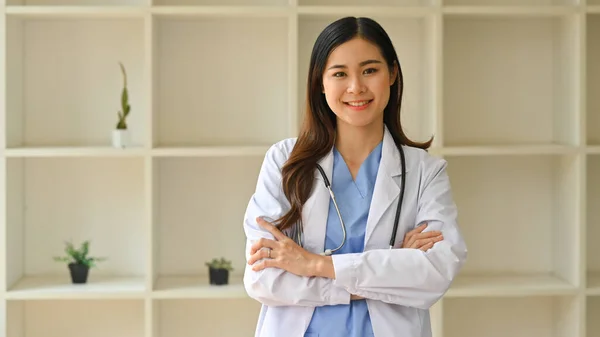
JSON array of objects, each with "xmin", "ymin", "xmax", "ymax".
[{"xmin": 310, "ymin": 254, "xmax": 335, "ymax": 279}]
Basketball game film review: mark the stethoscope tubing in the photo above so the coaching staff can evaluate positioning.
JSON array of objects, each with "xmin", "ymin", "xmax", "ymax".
[{"xmin": 314, "ymin": 145, "xmax": 406, "ymax": 256}]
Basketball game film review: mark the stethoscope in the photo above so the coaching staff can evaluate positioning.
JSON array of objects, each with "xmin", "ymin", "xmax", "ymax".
[{"xmin": 311, "ymin": 144, "xmax": 407, "ymax": 256}]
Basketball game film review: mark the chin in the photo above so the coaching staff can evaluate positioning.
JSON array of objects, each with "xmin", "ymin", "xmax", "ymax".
[
  {"xmin": 334, "ymin": 108, "xmax": 381, "ymax": 126},
  {"xmin": 336, "ymin": 115, "xmax": 381, "ymax": 129}
]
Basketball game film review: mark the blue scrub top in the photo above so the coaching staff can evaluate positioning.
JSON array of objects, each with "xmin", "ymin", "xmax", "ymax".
[{"xmin": 304, "ymin": 141, "xmax": 382, "ymax": 337}]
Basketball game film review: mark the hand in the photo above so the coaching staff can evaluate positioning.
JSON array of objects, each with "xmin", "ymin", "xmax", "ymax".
[
  {"xmin": 400, "ymin": 222, "xmax": 443, "ymax": 251},
  {"xmin": 248, "ymin": 217, "xmax": 322, "ymax": 277},
  {"xmin": 351, "ymin": 294, "xmax": 365, "ymax": 300}
]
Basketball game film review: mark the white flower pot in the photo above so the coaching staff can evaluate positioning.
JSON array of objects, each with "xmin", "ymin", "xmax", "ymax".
[{"xmin": 112, "ymin": 129, "xmax": 131, "ymax": 148}]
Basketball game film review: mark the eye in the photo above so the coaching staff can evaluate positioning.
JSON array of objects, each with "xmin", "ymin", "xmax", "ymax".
[
  {"xmin": 363, "ymin": 68, "xmax": 378, "ymax": 75},
  {"xmin": 333, "ymin": 72, "xmax": 345, "ymax": 77}
]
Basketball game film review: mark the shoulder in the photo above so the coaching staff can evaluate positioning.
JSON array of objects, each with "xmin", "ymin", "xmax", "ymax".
[
  {"xmin": 261, "ymin": 137, "xmax": 298, "ymax": 170},
  {"xmin": 402, "ymin": 145, "xmax": 449, "ymax": 181}
]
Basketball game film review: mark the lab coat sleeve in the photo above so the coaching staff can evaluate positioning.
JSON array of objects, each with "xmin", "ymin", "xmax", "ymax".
[
  {"xmin": 330, "ymin": 156, "xmax": 467, "ymax": 310},
  {"xmin": 243, "ymin": 142, "xmax": 352, "ymax": 307}
]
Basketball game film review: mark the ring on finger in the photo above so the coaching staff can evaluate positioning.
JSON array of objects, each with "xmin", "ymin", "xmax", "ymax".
[{"xmin": 267, "ymin": 249, "xmax": 271, "ymax": 258}]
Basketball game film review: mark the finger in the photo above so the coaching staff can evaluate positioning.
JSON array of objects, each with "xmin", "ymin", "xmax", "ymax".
[
  {"xmin": 247, "ymin": 247, "xmax": 271, "ymax": 265},
  {"xmin": 419, "ymin": 242, "xmax": 434, "ymax": 251},
  {"xmin": 413, "ymin": 235, "xmax": 443, "ymax": 249},
  {"xmin": 256, "ymin": 217, "xmax": 287, "ymax": 241},
  {"xmin": 252, "ymin": 257, "xmax": 278, "ymax": 272},
  {"xmin": 403, "ymin": 231, "xmax": 420, "ymax": 248},
  {"xmin": 406, "ymin": 222, "xmax": 428, "ymax": 237},
  {"xmin": 250, "ymin": 237, "xmax": 277, "ymax": 255},
  {"xmin": 414, "ymin": 230, "xmax": 442, "ymax": 239},
  {"xmin": 406, "ymin": 228, "xmax": 433, "ymax": 246},
  {"xmin": 402, "ymin": 223, "xmax": 428, "ymax": 247},
  {"xmin": 412, "ymin": 238, "xmax": 426, "ymax": 249},
  {"xmin": 404, "ymin": 234, "xmax": 418, "ymax": 248}
]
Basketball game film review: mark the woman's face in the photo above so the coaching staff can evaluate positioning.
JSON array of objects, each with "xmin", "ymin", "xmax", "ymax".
[{"xmin": 322, "ymin": 37, "xmax": 396, "ymax": 129}]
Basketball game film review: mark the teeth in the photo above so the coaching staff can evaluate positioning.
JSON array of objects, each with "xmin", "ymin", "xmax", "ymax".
[{"xmin": 347, "ymin": 100, "xmax": 370, "ymax": 107}]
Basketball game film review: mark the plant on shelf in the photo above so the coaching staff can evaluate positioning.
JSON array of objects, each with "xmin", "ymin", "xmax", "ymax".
[
  {"xmin": 53, "ymin": 240, "xmax": 107, "ymax": 284},
  {"xmin": 112, "ymin": 61, "xmax": 131, "ymax": 149},
  {"xmin": 205, "ymin": 257, "xmax": 233, "ymax": 285}
]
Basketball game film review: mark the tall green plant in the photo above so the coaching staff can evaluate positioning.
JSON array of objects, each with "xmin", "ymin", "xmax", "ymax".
[{"xmin": 116, "ymin": 62, "xmax": 130, "ymax": 130}]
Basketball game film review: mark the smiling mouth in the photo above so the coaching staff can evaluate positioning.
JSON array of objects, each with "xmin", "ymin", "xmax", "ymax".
[{"xmin": 344, "ymin": 100, "xmax": 373, "ymax": 107}]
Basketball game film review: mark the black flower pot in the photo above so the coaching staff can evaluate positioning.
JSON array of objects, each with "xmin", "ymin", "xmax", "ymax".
[
  {"xmin": 209, "ymin": 267, "xmax": 229, "ymax": 285},
  {"xmin": 68, "ymin": 263, "xmax": 89, "ymax": 284}
]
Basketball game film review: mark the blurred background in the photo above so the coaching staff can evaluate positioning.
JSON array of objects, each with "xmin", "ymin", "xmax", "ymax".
[{"xmin": 0, "ymin": 0, "xmax": 598, "ymax": 336}]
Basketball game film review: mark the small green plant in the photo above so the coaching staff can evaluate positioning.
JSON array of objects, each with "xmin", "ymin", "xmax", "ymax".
[
  {"xmin": 53, "ymin": 240, "xmax": 107, "ymax": 268},
  {"xmin": 116, "ymin": 62, "xmax": 130, "ymax": 130},
  {"xmin": 205, "ymin": 257, "xmax": 233, "ymax": 271}
]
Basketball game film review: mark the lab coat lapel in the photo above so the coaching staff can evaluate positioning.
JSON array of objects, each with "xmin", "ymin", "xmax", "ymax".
[
  {"xmin": 364, "ymin": 127, "xmax": 405, "ymax": 248},
  {"xmin": 301, "ymin": 148, "xmax": 334, "ymax": 254}
]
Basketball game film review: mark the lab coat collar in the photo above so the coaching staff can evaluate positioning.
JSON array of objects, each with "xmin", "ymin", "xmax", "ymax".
[
  {"xmin": 313, "ymin": 125, "xmax": 407, "ymax": 183},
  {"xmin": 302, "ymin": 124, "xmax": 408, "ymax": 253}
]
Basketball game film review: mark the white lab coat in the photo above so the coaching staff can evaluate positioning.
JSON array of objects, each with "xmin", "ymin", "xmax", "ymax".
[{"xmin": 243, "ymin": 126, "xmax": 468, "ymax": 337}]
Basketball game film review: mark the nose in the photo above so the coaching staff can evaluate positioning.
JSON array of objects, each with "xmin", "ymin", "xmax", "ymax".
[{"xmin": 346, "ymin": 75, "xmax": 366, "ymax": 94}]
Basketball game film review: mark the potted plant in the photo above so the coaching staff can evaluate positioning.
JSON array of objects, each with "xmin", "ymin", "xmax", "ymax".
[
  {"xmin": 205, "ymin": 257, "xmax": 233, "ymax": 285},
  {"xmin": 112, "ymin": 62, "xmax": 131, "ymax": 148},
  {"xmin": 53, "ymin": 240, "xmax": 107, "ymax": 284}
]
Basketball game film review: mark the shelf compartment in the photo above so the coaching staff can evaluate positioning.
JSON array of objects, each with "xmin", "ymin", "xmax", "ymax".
[
  {"xmin": 297, "ymin": 6, "xmax": 435, "ymax": 16},
  {"xmin": 153, "ymin": 0, "xmax": 288, "ymax": 6},
  {"xmin": 5, "ymin": 6, "xmax": 148, "ymax": 18},
  {"xmin": 445, "ymin": 154, "xmax": 581, "ymax": 288},
  {"xmin": 589, "ymin": 272, "xmax": 600, "ymax": 295},
  {"xmin": 4, "ymin": 146, "xmax": 147, "ymax": 157},
  {"xmin": 151, "ymin": 156, "xmax": 263, "ymax": 288},
  {"xmin": 152, "ymin": 16, "xmax": 290, "ymax": 147},
  {"xmin": 297, "ymin": 15, "xmax": 436, "ymax": 145},
  {"xmin": 442, "ymin": 6, "xmax": 579, "ymax": 15},
  {"xmin": 588, "ymin": 14, "xmax": 600, "ymax": 145},
  {"xmin": 589, "ymin": 146, "xmax": 600, "ymax": 154},
  {"xmin": 5, "ymin": 15, "xmax": 148, "ymax": 148},
  {"xmin": 588, "ymin": 155, "xmax": 600, "ymax": 295},
  {"xmin": 589, "ymin": 297, "xmax": 600, "ymax": 337},
  {"xmin": 6, "ymin": 0, "xmax": 148, "ymax": 5},
  {"xmin": 443, "ymin": 15, "xmax": 580, "ymax": 147},
  {"xmin": 150, "ymin": 145, "xmax": 268, "ymax": 157},
  {"xmin": 443, "ymin": 295, "xmax": 581, "ymax": 337},
  {"xmin": 153, "ymin": 299, "xmax": 261, "ymax": 337},
  {"xmin": 439, "ymin": 144, "xmax": 579, "ymax": 156},
  {"xmin": 153, "ymin": 275, "xmax": 246, "ymax": 299},
  {"xmin": 447, "ymin": 274, "xmax": 577, "ymax": 297},
  {"xmin": 6, "ymin": 275, "xmax": 146, "ymax": 299},
  {"xmin": 443, "ymin": 0, "xmax": 578, "ymax": 6},
  {"xmin": 150, "ymin": 6, "xmax": 291, "ymax": 16},
  {"xmin": 5, "ymin": 157, "xmax": 148, "ymax": 295},
  {"xmin": 7, "ymin": 299, "xmax": 145, "ymax": 337},
  {"xmin": 298, "ymin": 0, "xmax": 435, "ymax": 6}
]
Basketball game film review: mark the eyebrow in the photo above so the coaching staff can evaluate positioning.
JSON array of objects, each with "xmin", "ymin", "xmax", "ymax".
[{"xmin": 326, "ymin": 59, "xmax": 383, "ymax": 71}]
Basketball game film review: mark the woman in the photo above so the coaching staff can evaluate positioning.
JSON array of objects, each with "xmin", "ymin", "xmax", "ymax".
[{"xmin": 242, "ymin": 16, "xmax": 467, "ymax": 337}]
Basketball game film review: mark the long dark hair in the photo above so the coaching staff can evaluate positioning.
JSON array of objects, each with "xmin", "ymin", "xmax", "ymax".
[{"xmin": 276, "ymin": 16, "xmax": 432, "ymax": 232}]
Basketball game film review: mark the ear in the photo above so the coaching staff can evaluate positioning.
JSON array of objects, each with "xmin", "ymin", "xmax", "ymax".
[{"xmin": 389, "ymin": 61, "xmax": 398, "ymax": 86}]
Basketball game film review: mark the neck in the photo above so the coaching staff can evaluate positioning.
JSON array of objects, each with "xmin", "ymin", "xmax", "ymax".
[{"xmin": 334, "ymin": 121, "xmax": 384, "ymax": 166}]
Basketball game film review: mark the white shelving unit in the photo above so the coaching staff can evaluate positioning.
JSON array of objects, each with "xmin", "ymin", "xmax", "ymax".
[{"xmin": 0, "ymin": 0, "xmax": 598, "ymax": 336}]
